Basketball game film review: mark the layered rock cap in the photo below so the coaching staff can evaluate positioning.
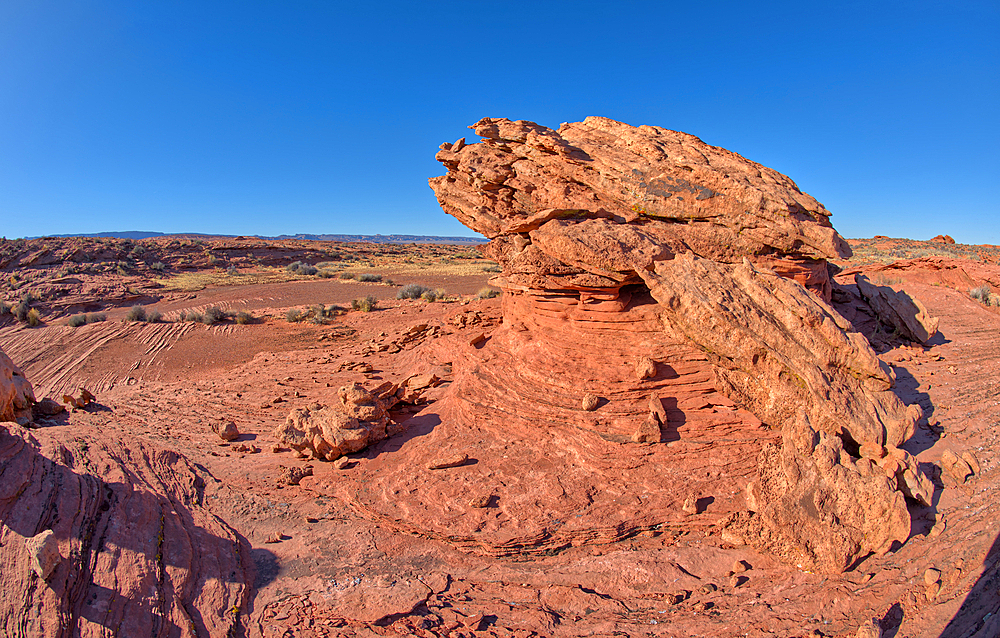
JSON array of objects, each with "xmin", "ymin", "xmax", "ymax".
[{"xmin": 429, "ymin": 117, "xmax": 931, "ymax": 573}]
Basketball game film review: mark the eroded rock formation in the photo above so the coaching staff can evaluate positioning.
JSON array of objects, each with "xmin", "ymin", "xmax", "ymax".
[
  {"xmin": 428, "ymin": 116, "xmax": 931, "ymax": 572},
  {"xmin": 0, "ymin": 346, "xmax": 252, "ymax": 636},
  {"xmin": 1, "ymin": 348, "xmax": 35, "ymax": 424}
]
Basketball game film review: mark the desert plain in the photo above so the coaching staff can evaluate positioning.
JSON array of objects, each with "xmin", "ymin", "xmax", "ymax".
[{"xmin": 2, "ymin": 118, "xmax": 999, "ymax": 638}]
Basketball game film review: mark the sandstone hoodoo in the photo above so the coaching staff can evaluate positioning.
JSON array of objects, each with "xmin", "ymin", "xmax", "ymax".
[{"xmin": 428, "ymin": 116, "xmax": 933, "ymax": 573}]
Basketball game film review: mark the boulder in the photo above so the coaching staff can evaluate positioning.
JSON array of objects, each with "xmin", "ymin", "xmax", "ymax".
[
  {"xmin": 273, "ymin": 382, "xmax": 397, "ymax": 461},
  {"xmin": 855, "ymin": 274, "xmax": 939, "ymax": 343},
  {"xmin": 1, "ymin": 347, "xmax": 35, "ymax": 424},
  {"xmin": 427, "ymin": 117, "xmax": 929, "ymax": 573}
]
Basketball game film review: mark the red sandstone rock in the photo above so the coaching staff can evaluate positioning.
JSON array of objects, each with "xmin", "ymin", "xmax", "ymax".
[
  {"xmin": 273, "ymin": 382, "xmax": 396, "ymax": 461},
  {"xmin": 212, "ymin": 419, "xmax": 240, "ymax": 441},
  {"xmin": 930, "ymin": 234, "xmax": 956, "ymax": 244},
  {"xmin": 1, "ymin": 347, "xmax": 35, "ymax": 424},
  {"xmin": 855, "ymin": 274, "xmax": 939, "ymax": 343},
  {"xmin": 429, "ymin": 117, "xmax": 929, "ymax": 573}
]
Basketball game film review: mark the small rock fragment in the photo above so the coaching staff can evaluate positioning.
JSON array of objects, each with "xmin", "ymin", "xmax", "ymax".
[
  {"xmin": 961, "ymin": 450, "xmax": 981, "ymax": 475},
  {"xmin": 698, "ymin": 583, "xmax": 717, "ymax": 594},
  {"xmin": 924, "ymin": 568, "xmax": 941, "ymax": 585},
  {"xmin": 264, "ymin": 532, "xmax": 284, "ymax": 544},
  {"xmin": 62, "ymin": 388, "xmax": 95, "ymax": 410},
  {"xmin": 635, "ymin": 356, "xmax": 657, "ymax": 380},
  {"xmin": 928, "ymin": 517, "xmax": 947, "ymax": 538},
  {"xmin": 732, "ymin": 559, "xmax": 749, "ymax": 573},
  {"xmin": 26, "ymin": 530, "xmax": 60, "ymax": 580},
  {"xmin": 581, "ymin": 393, "xmax": 599, "ymax": 411},
  {"xmin": 855, "ymin": 617, "xmax": 882, "ymax": 638},
  {"xmin": 277, "ymin": 465, "xmax": 313, "ymax": 486},
  {"xmin": 33, "ymin": 398, "xmax": 65, "ymax": 417},
  {"xmin": 682, "ymin": 496, "xmax": 699, "ymax": 515},
  {"xmin": 940, "ymin": 449, "xmax": 973, "ymax": 484},
  {"xmin": 212, "ymin": 420, "xmax": 240, "ymax": 442},
  {"xmin": 632, "ymin": 414, "xmax": 660, "ymax": 443},
  {"xmin": 469, "ymin": 332, "xmax": 487, "ymax": 347},
  {"xmin": 468, "ymin": 495, "xmax": 491, "ymax": 508},
  {"xmin": 925, "ymin": 580, "xmax": 942, "ymax": 599},
  {"xmin": 427, "ymin": 453, "xmax": 469, "ymax": 470},
  {"xmin": 334, "ymin": 457, "xmax": 352, "ymax": 470}
]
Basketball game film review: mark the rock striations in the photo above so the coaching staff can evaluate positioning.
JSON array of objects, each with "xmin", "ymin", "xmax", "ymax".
[
  {"xmin": 428, "ymin": 116, "xmax": 932, "ymax": 573},
  {"xmin": 0, "ymin": 347, "xmax": 252, "ymax": 636}
]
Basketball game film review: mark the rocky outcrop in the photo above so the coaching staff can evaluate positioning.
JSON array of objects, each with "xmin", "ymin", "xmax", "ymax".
[
  {"xmin": 428, "ymin": 117, "xmax": 929, "ymax": 572},
  {"xmin": 274, "ymin": 382, "xmax": 398, "ymax": 461},
  {"xmin": 855, "ymin": 274, "xmax": 940, "ymax": 344},
  {"xmin": 1, "ymin": 348, "xmax": 35, "ymax": 424},
  {"xmin": 0, "ymin": 422, "xmax": 251, "ymax": 637}
]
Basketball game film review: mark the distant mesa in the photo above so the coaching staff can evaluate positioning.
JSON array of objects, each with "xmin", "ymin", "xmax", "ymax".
[
  {"xmin": 930, "ymin": 234, "xmax": 956, "ymax": 244},
  {"xmin": 27, "ymin": 231, "xmax": 486, "ymax": 245}
]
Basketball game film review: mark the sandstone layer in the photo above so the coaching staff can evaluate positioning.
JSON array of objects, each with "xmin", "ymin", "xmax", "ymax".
[
  {"xmin": 0, "ymin": 346, "xmax": 252, "ymax": 637},
  {"xmin": 428, "ymin": 116, "xmax": 931, "ymax": 572}
]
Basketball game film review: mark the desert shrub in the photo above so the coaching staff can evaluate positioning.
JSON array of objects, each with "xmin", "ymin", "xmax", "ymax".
[
  {"xmin": 397, "ymin": 284, "xmax": 430, "ymax": 300},
  {"xmin": 482, "ymin": 264, "xmax": 501, "ymax": 273},
  {"xmin": 186, "ymin": 312, "xmax": 204, "ymax": 323},
  {"xmin": 235, "ymin": 310, "xmax": 254, "ymax": 325},
  {"xmin": 318, "ymin": 269, "xmax": 337, "ymax": 278},
  {"xmin": 351, "ymin": 296, "xmax": 377, "ymax": 312},
  {"xmin": 88, "ymin": 313, "xmax": 107, "ymax": 323},
  {"xmin": 125, "ymin": 305, "xmax": 147, "ymax": 322},
  {"xmin": 286, "ymin": 308, "xmax": 304, "ymax": 323},
  {"xmin": 421, "ymin": 289, "xmax": 443, "ymax": 302},
  {"xmin": 207, "ymin": 254, "xmax": 220, "ymax": 266},
  {"xmin": 26, "ymin": 308, "xmax": 42, "ymax": 327},
  {"xmin": 203, "ymin": 306, "xmax": 227, "ymax": 324},
  {"xmin": 0, "ymin": 301, "xmax": 10, "ymax": 315},
  {"xmin": 130, "ymin": 244, "xmax": 145, "ymax": 256},
  {"xmin": 14, "ymin": 294, "xmax": 35, "ymax": 322},
  {"xmin": 150, "ymin": 262, "xmax": 166, "ymax": 271},
  {"xmin": 177, "ymin": 310, "xmax": 187, "ymax": 321},
  {"xmin": 147, "ymin": 310, "xmax": 162, "ymax": 323},
  {"xmin": 338, "ymin": 272, "xmax": 357, "ymax": 280},
  {"xmin": 356, "ymin": 273, "xmax": 382, "ymax": 283},
  {"xmin": 68, "ymin": 314, "xmax": 88, "ymax": 327},
  {"xmin": 227, "ymin": 265, "xmax": 237, "ymax": 276},
  {"xmin": 286, "ymin": 261, "xmax": 319, "ymax": 276},
  {"xmin": 477, "ymin": 287, "xmax": 500, "ymax": 299},
  {"xmin": 970, "ymin": 285, "xmax": 992, "ymax": 304}
]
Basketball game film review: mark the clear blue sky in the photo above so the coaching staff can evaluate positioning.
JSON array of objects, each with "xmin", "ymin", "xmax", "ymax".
[{"xmin": 1, "ymin": 1, "xmax": 997, "ymax": 243}]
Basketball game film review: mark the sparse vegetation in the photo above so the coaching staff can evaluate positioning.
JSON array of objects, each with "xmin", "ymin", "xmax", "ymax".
[
  {"xmin": 0, "ymin": 301, "xmax": 10, "ymax": 316},
  {"xmin": 150, "ymin": 262, "xmax": 166, "ymax": 271},
  {"xmin": 14, "ymin": 294, "xmax": 36, "ymax": 322},
  {"xmin": 235, "ymin": 310, "xmax": 254, "ymax": 325},
  {"xmin": 286, "ymin": 308, "xmax": 304, "ymax": 322},
  {"xmin": 477, "ymin": 287, "xmax": 500, "ymax": 299},
  {"xmin": 351, "ymin": 296, "xmax": 377, "ymax": 312},
  {"xmin": 26, "ymin": 308, "xmax": 42, "ymax": 327},
  {"xmin": 397, "ymin": 283, "xmax": 430, "ymax": 299},
  {"xmin": 202, "ymin": 306, "xmax": 228, "ymax": 324},
  {"xmin": 68, "ymin": 313, "xmax": 107, "ymax": 327},
  {"xmin": 125, "ymin": 305, "xmax": 147, "ymax": 322},
  {"xmin": 421, "ymin": 288, "xmax": 446, "ymax": 302},
  {"xmin": 356, "ymin": 273, "xmax": 382, "ymax": 282},
  {"xmin": 482, "ymin": 264, "xmax": 501, "ymax": 273},
  {"xmin": 970, "ymin": 285, "xmax": 994, "ymax": 305},
  {"xmin": 338, "ymin": 272, "xmax": 357, "ymax": 280},
  {"xmin": 286, "ymin": 261, "xmax": 319, "ymax": 276}
]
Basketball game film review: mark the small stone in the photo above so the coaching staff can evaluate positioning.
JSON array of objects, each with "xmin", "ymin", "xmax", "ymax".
[
  {"xmin": 264, "ymin": 532, "xmax": 284, "ymax": 544},
  {"xmin": 212, "ymin": 420, "xmax": 240, "ymax": 442},
  {"xmin": 334, "ymin": 457, "xmax": 352, "ymax": 470},
  {"xmin": 924, "ymin": 568, "xmax": 942, "ymax": 586},
  {"xmin": 469, "ymin": 332, "xmax": 487, "ymax": 347},
  {"xmin": 581, "ymin": 393, "xmax": 599, "ymax": 411},
  {"xmin": 635, "ymin": 356, "xmax": 657, "ymax": 380},
  {"xmin": 427, "ymin": 453, "xmax": 469, "ymax": 470},
  {"xmin": 925, "ymin": 580, "xmax": 941, "ymax": 599},
  {"xmin": 855, "ymin": 617, "xmax": 882, "ymax": 638},
  {"xmin": 26, "ymin": 530, "xmax": 60, "ymax": 580},
  {"xmin": 468, "ymin": 495, "xmax": 491, "ymax": 508},
  {"xmin": 732, "ymin": 559, "xmax": 749, "ymax": 573},
  {"xmin": 961, "ymin": 450, "xmax": 981, "ymax": 475},
  {"xmin": 698, "ymin": 583, "xmax": 717, "ymax": 594},
  {"xmin": 683, "ymin": 496, "xmax": 699, "ymax": 515},
  {"xmin": 277, "ymin": 465, "xmax": 313, "ymax": 486},
  {"xmin": 928, "ymin": 517, "xmax": 947, "ymax": 538},
  {"xmin": 632, "ymin": 414, "xmax": 660, "ymax": 443}
]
